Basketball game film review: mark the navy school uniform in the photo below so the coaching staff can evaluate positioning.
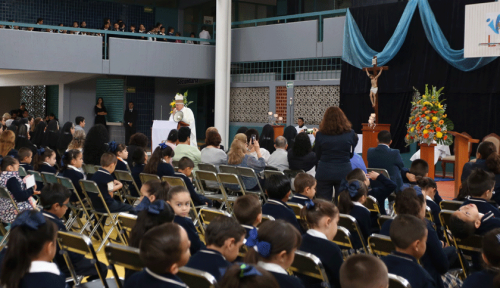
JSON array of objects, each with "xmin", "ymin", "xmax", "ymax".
[
  {"xmin": 6, "ymin": 176, "xmax": 34, "ymax": 203},
  {"xmin": 19, "ymin": 163, "xmax": 34, "ymax": 172},
  {"xmin": 241, "ymin": 224, "xmax": 256, "ymax": 239},
  {"xmin": 381, "ymin": 251, "xmax": 437, "ymax": 288},
  {"xmin": 90, "ymin": 168, "xmax": 133, "ymax": 213},
  {"xmin": 368, "ymin": 174, "xmax": 397, "ymax": 215},
  {"xmin": 258, "ymin": 262, "xmax": 305, "ymax": 288},
  {"xmin": 185, "ymin": 249, "xmax": 231, "ymax": 281},
  {"xmin": 130, "ymin": 163, "xmax": 145, "ymax": 197},
  {"xmin": 116, "ymin": 158, "xmax": 139, "ymax": 197},
  {"xmin": 288, "ymin": 194, "xmax": 310, "ymax": 206},
  {"xmin": 426, "ymin": 195, "xmax": 444, "ymax": 241},
  {"xmin": 462, "ymin": 197, "xmax": 500, "ymax": 218},
  {"xmin": 19, "ymin": 261, "xmax": 66, "ymax": 288},
  {"xmin": 461, "ymin": 269, "xmax": 496, "ymax": 288},
  {"xmin": 467, "ymin": 211, "xmax": 500, "ymax": 271},
  {"xmin": 299, "ymin": 230, "xmax": 343, "ymax": 288},
  {"xmin": 262, "ymin": 199, "xmax": 304, "ymax": 233},
  {"xmin": 124, "ymin": 268, "xmax": 187, "ymax": 288},
  {"xmin": 42, "ymin": 211, "xmax": 107, "ymax": 280},
  {"xmin": 115, "ymin": 158, "xmax": 129, "ymax": 172},
  {"xmin": 380, "ymin": 219, "xmax": 448, "ymax": 288},
  {"xmin": 37, "ymin": 162, "xmax": 57, "ymax": 191},
  {"xmin": 62, "ymin": 166, "xmax": 85, "ymax": 202},
  {"xmin": 347, "ymin": 202, "xmax": 371, "ymax": 250},
  {"xmin": 7, "ymin": 149, "xmax": 18, "ymax": 159},
  {"xmin": 400, "ymin": 168, "xmax": 443, "ymax": 204},
  {"xmin": 174, "ymin": 215, "xmax": 205, "ymax": 255}
]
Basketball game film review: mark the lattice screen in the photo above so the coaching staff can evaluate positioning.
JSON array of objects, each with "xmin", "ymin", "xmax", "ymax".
[
  {"xmin": 229, "ymin": 87, "xmax": 269, "ymax": 123},
  {"xmin": 20, "ymin": 86, "xmax": 46, "ymax": 118},
  {"xmin": 276, "ymin": 86, "xmax": 287, "ymax": 121},
  {"xmin": 293, "ymin": 86, "xmax": 340, "ymax": 125}
]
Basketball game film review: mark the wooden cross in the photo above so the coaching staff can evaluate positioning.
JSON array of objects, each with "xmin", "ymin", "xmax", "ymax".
[{"xmin": 363, "ymin": 56, "xmax": 388, "ymax": 124}]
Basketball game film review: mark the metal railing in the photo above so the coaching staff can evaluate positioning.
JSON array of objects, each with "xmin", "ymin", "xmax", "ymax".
[{"xmin": 0, "ymin": 21, "xmax": 215, "ymax": 59}]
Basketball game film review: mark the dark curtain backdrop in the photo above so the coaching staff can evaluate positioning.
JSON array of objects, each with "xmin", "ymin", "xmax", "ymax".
[{"xmin": 340, "ymin": 0, "xmax": 500, "ymax": 152}]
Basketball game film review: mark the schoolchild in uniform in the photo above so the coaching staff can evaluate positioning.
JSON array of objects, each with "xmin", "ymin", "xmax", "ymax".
[
  {"xmin": 401, "ymin": 159, "xmax": 442, "ymax": 204},
  {"xmin": 233, "ymin": 194, "xmax": 263, "ymax": 239},
  {"xmin": 39, "ymin": 183, "xmax": 108, "ymax": 281},
  {"xmin": 167, "ymin": 186, "xmax": 206, "ymax": 255},
  {"xmin": 243, "ymin": 220, "xmax": 304, "ymax": 288},
  {"xmin": 61, "ymin": 149, "xmax": 85, "ymax": 201},
  {"xmin": 132, "ymin": 180, "xmax": 169, "ymax": 213},
  {"xmin": 17, "ymin": 147, "xmax": 34, "ymax": 171},
  {"xmin": 143, "ymin": 143, "xmax": 175, "ymax": 179},
  {"xmin": 130, "ymin": 147, "xmax": 147, "ymax": 196},
  {"xmin": 288, "ymin": 172, "xmax": 316, "ymax": 206},
  {"xmin": 124, "ymin": 223, "xmax": 191, "ymax": 288},
  {"xmin": 339, "ymin": 254, "xmax": 389, "ymax": 288},
  {"xmin": 262, "ymin": 174, "xmax": 303, "ymax": 233},
  {"xmin": 108, "ymin": 141, "xmax": 129, "ymax": 172},
  {"xmin": 381, "ymin": 214, "xmax": 437, "ymax": 288},
  {"xmin": 34, "ymin": 148, "xmax": 57, "ymax": 191},
  {"xmin": 338, "ymin": 179, "xmax": 371, "ymax": 250},
  {"xmin": 219, "ymin": 263, "xmax": 279, "ymax": 288},
  {"xmin": 0, "ymin": 210, "xmax": 66, "ymax": 288},
  {"xmin": 186, "ymin": 216, "xmax": 246, "ymax": 281},
  {"xmin": 299, "ymin": 199, "xmax": 344, "ymax": 288},
  {"xmin": 175, "ymin": 157, "xmax": 212, "ymax": 207},
  {"xmin": 461, "ymin": 169, "xmax": 500, "ymax": 217},
  {"xmin": 417, "ymin": 177, "xmax": 443, "ymax": 236}
]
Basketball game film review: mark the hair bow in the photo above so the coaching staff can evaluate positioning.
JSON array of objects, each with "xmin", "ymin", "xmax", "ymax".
[
  {"xmin": 11, "ymin": 211, "xmax": 46, "ymax": 230},
  {"xmin": 347, "ymin": 181, "xmax": 361, "ymax": 198},
  {"xmin": 245, "ymin": 228, "xmax": 271, "ymax": 258},
  {"xmin": 147, "ymin": 201, "xmax": 165, "ymax": 215},
  {"xmin": 238, "ymin": 264, "xmax": 262, "ymax": 278},
  {"xmin": 305, "ymin": 199, "xmax": 315, "ymax": 209},
  {"xmin": 108, "ymin": 141, "xmax": 118, "ymax": 153},
  {"xmin": 37, "ymin": 147, "xmax": 45, "ymax": 156},
  {"xmin": 339, "ymin": 179, "xmax": 349, "ymax": 194},
  {"xmin": 400, "ymin": 184, "xmax": 423, "ymax": 196},
  {"xmin": 158, "ymin": 142, "xmax": 168, "ymax": 150}
]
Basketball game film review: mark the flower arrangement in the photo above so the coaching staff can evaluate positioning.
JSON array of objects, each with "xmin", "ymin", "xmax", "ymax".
[
  {"xmin": 170, "ymin": 91, "xmax": 193, "ymax": 114},
  {"xmin": 405, "ymin": 85, "xmax": 454, "ymax": 146}
]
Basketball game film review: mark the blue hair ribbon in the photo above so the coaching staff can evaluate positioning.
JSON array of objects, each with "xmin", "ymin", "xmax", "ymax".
[
  {"xmin": 245, "ymin": 228, "xmax": 271, "ymax": 258},
  {"xmin": 147, "ymin": 201, "xmax": 165, "ymax": 215},
  {"xmin": 11, "ymin": 211, "xmax": 46, "ymax": 230},
  {"xmin": 239, "ymin": 264, "xmax": 262, "ymax": 278},
  {"xmin": 158, "ymin": 142, "xmax": 168, "ymax": 149},
  {"xmin": 305, "ymin": 199, "xmax": 315, "ymax": 209},
  {"xmin": 37, "ymin": 147, "xmax": 45, "ymax": 156},
  {"xmin": 108, "ymin": 141, "xmax": 118, "ymax": 153},
  {"xmin": 347, "ymin": 181, "xmax": 361, "ymax": 198}
]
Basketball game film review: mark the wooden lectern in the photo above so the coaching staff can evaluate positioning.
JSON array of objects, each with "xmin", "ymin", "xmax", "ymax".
[
  {"xmin": 419, "ymin": 143, "xmax": 437, "ymax": 179},
  {"xmin": 449, "ymin": 131, "xmax": 479, "ymax": 196},
  {"xmin": 177, "ymin": 121, "xmax": 189, "ymax": 130},
  {"xmin": 361, "ymin": 123, "xmax": 391, "ymax": 166},
  {"xmin": 272, "ymin": 125, "xmax": 285, "ymax": 138}
]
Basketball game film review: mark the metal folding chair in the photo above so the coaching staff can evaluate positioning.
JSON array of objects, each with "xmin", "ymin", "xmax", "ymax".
[
  {"xmin": 367, "ymin": 168, "xmax": 390, "ymax": 179},
  {"xmin": 259, "ymin": 214, "xmax": 276, "ymax": 226},
  {"xmin": 377, "ymin": 215, "xmax": 394, "ymax": 230},
  {"xmin": 388, "ymin": 273, "xmax": 411, "ymax": 288},
  {"xmin": 198, "ymin": 163, "xmax": 218, "ymax": 173},
  {"xmin": 116, "ymin": 213, "xmax": 137, "ymax": 246},
  {"xmin": 18, "ymin": 166, "xmax": 27, "ymax": 177},
  {"xmin": 368, "ymin": 233, "xmax": 395, "ymax": 257},
  {"xmin": 236, "ymin": 167, "xmax": 267, "ymax": 202},
  {"xmin": 364, "ymin": 195, "xmax": 381, "ymax": 214},
  {"xmin": 338, "ymin": 214, "xmax": 369, "ymax": 252},
  {"xmin": 82, "ymin": 164, "xmax": 98, "ymax": 177},
  {"xmin": 0, "ymin": 186, "xmax": 19, "ymax": 246},
  {"xmin": 28, "ymin": 170, "xmax": 45, "ymax": 184},
  {"xmin": 332, "ymin": 226, "xmax": 353, "ymax": 257},
  {"xmin": 105, "ymin": 243, "xmax": 143, "ymax": 288},
  {"xmin": 199, "ymin": 207, "xmax": 231, "ymax": 227},
  {"xmin": 287, "ymin": 202, "xmax": 304, "ymax": 220},
  {"xmin": 177, "ymin": 267, "xmax": 218, "ymax": 288},
  {"xmin": 195, "ymin": 171, "xmax": 237, "ymax": 212},
  {"xmin": 289, "ymin": 250, "xmax": 329, "ymax": 287},
  {"xmin": 114, "ymin": 170, "xmax": 141, "ymax": 205},
  {"xmin": 439, "ymin": 200, "xmax": 463, "ymax": 211},
  {"xmin": 218, "ymin": 164, "xmax": 238, "ymax": 174},
  {"xmin": 139, "ymin": 173, "xmax": 160, "ymax": 184},
  {"xmin": 41, "ymin": 172, "xmax": 59, "ymax": 185},
  {"xmin": 264, "ymin": 170, "xmax": 285, "ymax": 180}
]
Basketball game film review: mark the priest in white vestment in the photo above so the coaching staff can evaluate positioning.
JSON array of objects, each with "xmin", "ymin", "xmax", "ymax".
[{"xmin": 169, "ymin": 94, "xmax": 197, "ymax": 148}]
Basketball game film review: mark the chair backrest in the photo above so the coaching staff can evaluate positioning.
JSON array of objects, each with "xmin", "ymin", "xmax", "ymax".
[
  {"xmin": 368, "ymin": 233, "xmax": 395, "ymax": 257},
  {"xmin": 364, "ymin": 195, "xmax": 381, "ymax": 214},
  {"xmin": 28, "ymin": 170, "xmax": 44, "ymax": 183},
  {"xmin": 439, "ymin": 200, "xmax": 463, "ymax": 211},
  {"xmin": 199, "ymin": 207, "xmax": 231, "ymax": 225},
  {"xmin": 219, "ymin": 164, "xmax": 238, "ymax": 174},
  {"xmin": 117, "ymin": 213, "xmax": 137, "ymax": 242},
  {"xmin": 367, "ymin": 168, "xmax": 390, "ymax": 179},
  {"xmin": 195, "ymin": 170, "xmax": 228, "ymax": 200},
  {"xmin": 217, "ymin": 173, "xmax": 245, "ymax": 194},
  {"xmin": 332, "ymin": 226, "xmax": 353, "ymax": 251},
  {"xmin": 139, "ymin": 173, "xmax": 160, "ymax": 184},
  {"xmin": 172, "ymin": 160, "xmax": 180, "ymax": 169},
  {"xmin": 289, "ymin": 250, "xmax": 329, "ymax": 285},
  {"xmin": 287, "ymin": 202, "xmax": 304, "ymax": 219},
  {"xmin": 57, "ymin": 176, "xmax": 77, "ymax": 191},
  {"xmin": 41, "ymin": 172, "xmax": 58, "ymax": 184},
  {"xmin": 259, "ymin": 214, "xmax": 276, "ymax": 226},
  {"xmin": 378, "ymin": 215, "xmax": 394, "ymax": 230},
  {"xmin": 18, "ymin": 166, "xmax": 27, "ymax": 177},
  {"xmin": 264, "ymin": 170, "xmax": 285, "ymax": 180},
  {"xmin": 388, "ymin": 273, "xmax": 411, "ymax": 288},
  {"xmin": 83, "ymin": 163, "xmax": 98, "ymax": 175},
  {"xmin": 0, "ymin": 186, "xmax": 19, "ymax": 211},
  {"xmin": 177, "ymin": 266, "xmax": 218, "ymax": 288},
  {"xmin": 104, "ymin": 243, "xmax": 143, "ymax": 288},
  {"xmin": 162, "ymin": 175, "xmax": 187, "ymax": 188},
  {"xmin": 425, "ymin": 206, "xmax": 434, "ymax": 223},
  {"xmin": 483, "ymin": 133, "xmax": 500, "ymax": 154},
  {"xmin": 198, "ymin": 163, "xmax": 218, "ymax": 173},
  {"xmin": 338, "ymin": 213, "xmax": 368, "ymax": 251},
  {"xmin": 283, "ymin": 169, "xmax": 305, "ymax": 178}
]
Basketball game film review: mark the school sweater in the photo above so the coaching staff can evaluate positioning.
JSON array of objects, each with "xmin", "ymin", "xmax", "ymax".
[
  {"xmin": 115, "ymin": 159, "xmax": 129, "ymax": 172},
  {"xmin": 62, "ymin": 166, "xmax": 85, "ymax": 202},
  {"xmin": 462, "ymin": 197, "xmax": 500, "ymax": 218},
  {"xmin": 130, "ymin": 164, "xmax": 145, "ymax": 197},
  {"xmin": 461, "ymin": 269, "xmax": 496, "ymax": 288},
  {"xmin": 124, "ymin": 269, "xmax": 187, "ymax": 288},
  {"xmin": 90, "ymin": 168, "xmax": 117, "ymax": 210},
  {"xmin": 347, "ymin": 202, "xmax": 371, "ymax": 250},
  {"xmin": 19, "ymin": 163, "xmax": 34, "ymax": 171},
  {"xmin": 426, "ymin": 195, "xmax": 444, "ymax": 241},
  {"xmin": 185, "ymin": 249, "xmax": 231, "ymax": 281},
  {"xmin": 368, "ymin": 174, "xmax": 397, "ymax": 215},
  {"xmin": 174, "ymin": 215, "xmax": 205, "ymax": 256},
  {"xmin": 288, "ymin": 194, "xmax": 310, "ymax": 206},
  {"xmin": 19, "ymin": 261, "xmax": 66, "ymax": 288},
  {"xmin": 299, "ymin": 230, "xmax": 343, "ymax": 288},
  {"xmin": 262, "ymin": 199, "xmax": 304, "ymax": 233},
  {"xmin": 257, "ymin": 262, "xmax": 305, "ymax": 288},
  {"xmin": 382, "ymin": 252, "xmax": 436, "ymax": 288}
]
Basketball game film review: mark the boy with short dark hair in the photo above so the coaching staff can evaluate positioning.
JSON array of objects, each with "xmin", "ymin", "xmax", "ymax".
[
  {"xmin": 40, "ymin": 183, "xmax": 108, "ymax": 281},
  {"xmin": 262, "ymin": 174, "xmax": 303, "ymax": 233},
  {"xmin": 288, "ymin": 172, "xmax": 316, "ymax": 206},
  {"xmin": 175, "ymin": 156, "xmax": 212, "ymax": 207},
  {"xmin": 461, "ymin": 168, "xmax": 500, "ymax": 217},
  {"xmin": 186, "ymin": 216, "xmax": 246, "ymax": 281},
  {"xmin": 403, "ymin": 159, "xmax": 443, "ymax": 204},
  {"xmin": 177, "ymin": 156, "xmax": 194, "ymax": 177},
  {"xmin": 382, "ymin": 214, "xmax": 436, "ymax": 288},
  {"xmin": 18, "ymin": 147, "xmax": 34, "ymax": 171},
  {"xmin": 340, "ymin": 254, "xmax": 389, "ymax": 288},
  {"xmin": 233, "ymin": 194, "xmax": 263, "ymax": 237}
]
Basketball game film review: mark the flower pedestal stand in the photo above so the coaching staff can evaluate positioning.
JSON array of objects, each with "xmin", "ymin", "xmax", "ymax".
[
  {"xmin": 419, "ymin": 143, "xmax": 437, "ymax": 179},
  {"xmin": 272, "ymin": 125, "xmax": 285, "ymax": 138}
]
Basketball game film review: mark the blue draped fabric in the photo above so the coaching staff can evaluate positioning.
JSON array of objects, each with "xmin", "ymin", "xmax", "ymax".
[{"xmin": 342, "ymin": 0, "xmax": 498, "ymax": 72}]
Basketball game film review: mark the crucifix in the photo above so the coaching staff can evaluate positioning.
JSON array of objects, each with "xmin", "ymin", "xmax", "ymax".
[{"xmin": 363, "ymin": 56, "xmax": 388, "ymax": 124}]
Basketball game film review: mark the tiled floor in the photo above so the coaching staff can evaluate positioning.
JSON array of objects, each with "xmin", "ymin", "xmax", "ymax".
[{"xmin": 436, "ymin": 180, "xmax": 456, "ymax": 200}]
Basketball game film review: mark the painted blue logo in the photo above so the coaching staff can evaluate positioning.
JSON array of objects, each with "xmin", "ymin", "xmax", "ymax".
[{"xmin": 487, "ymin": 14, "xmax": 500, "ymax": 34}]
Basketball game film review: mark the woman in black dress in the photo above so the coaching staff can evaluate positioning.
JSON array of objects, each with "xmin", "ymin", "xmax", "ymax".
[
  {"xmin": 94, "ymin": 97, "xmax": 108, "ymax": 130},
  {"xmin": 57, "ymin": 122, "xmax": 75, "ymax": 153}
]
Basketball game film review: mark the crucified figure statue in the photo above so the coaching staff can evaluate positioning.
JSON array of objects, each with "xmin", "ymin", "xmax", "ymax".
[{"xmin": 366, "ymin": 68, "xmax": 383, "ymax": 107}]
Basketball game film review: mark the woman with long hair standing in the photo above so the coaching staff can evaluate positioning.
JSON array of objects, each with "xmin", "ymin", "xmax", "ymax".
[
  {"xmin": 314, "ymin": 107, "xmax": 358, "ymax": 201},
  {"xmin": 94, "ymin": 97, "xmax": 108, "ymax": 130},
  {"xmin": 83, "ymin": 124, "xmax": 109, "ymax": 165}
]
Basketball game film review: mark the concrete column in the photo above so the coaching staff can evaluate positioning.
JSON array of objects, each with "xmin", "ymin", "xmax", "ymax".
[
  {"xmin": 214, "ymin": 0, "xmax": 232, "ymax": 148},
  {"xmin": 58, "ymin": 84, "xmax": 70, "ymax": 123}
]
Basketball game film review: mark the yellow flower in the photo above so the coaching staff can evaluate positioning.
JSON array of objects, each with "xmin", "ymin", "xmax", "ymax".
[
  {"xmin": 423, "ymin": 129, "xmax": 429, "ymax": 134},
  {"xmin": 443, "ymin": 114, "xmax": 447, "ymax": 118},
  {"xmin": 426, "ymin": 116, "xmax": 430, "ymax": 121},
  {"xmin": 438, "ymin": 103, "xmax": 443, "ymax": 109},
  {"xmin": 411, "ymin": 127, "xmax": 415, "ymax": 132},
  {"xmin": 423, "ymin": 101, "xmax": 431, "ymax": 106},
  {"xmin": 436, "ymin": 132, "xmax": 443, "ymax": 138},
  {"xmin": 432, "ymin": 117, "xmax": 438, "ymax": 122},
  {"xmin": 422, "ymin": 95, "xmax": 427, "ymax": 99}
]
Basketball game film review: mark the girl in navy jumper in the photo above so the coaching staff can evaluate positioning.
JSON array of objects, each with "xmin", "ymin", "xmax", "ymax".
[
  {"xmin": 34, "ymin": 148, "xmax": 57, "ymax": 191},
  {"xmin": 0, "ymin": 157, "xmax": 38, "ymax": 224},
  {"xmin": 462, "ymin": 228, "xmax": 500, "ymax": 288},
  {"xmin": 143, "ymin": 143, "xmax": 175, "ymax": 178},
  {"xmin": 338, "ymin": 179, "xmax": 371, "ymax": 251},
  {"xmin": 108, "ymin": 141, "xmax": 129, "ymax": 172},
  {"xmin": 130, "ymin": 147, "xmax": 147, "ymax": 197},
  {"xmin": 244, "ymin": 220, "xmax": 304, "ymax": 288},
  {"xmin": 417, "ymin": 177, "xmax": 443, "ymax": 237},
  {"xmin": 219, "ymin": 264, "xmax": 279, "ymax": 288},
  {"xmin": 167, "ymin": 186, "xmax": 206, "ymax": 256},
  {"xmin": 124, "ymin": 223, "xmax": 190, "ymax": 288},
  {"xmin": 299, "ymin": 199, "xmax": 343, "ymax": 288},
  {"xmin": 61, "ymin": 149, "xmax": 85, "ymax": 202},
  {"xmin": 0, "ymin": 210, "xmax": 65, "ymax": 288}
]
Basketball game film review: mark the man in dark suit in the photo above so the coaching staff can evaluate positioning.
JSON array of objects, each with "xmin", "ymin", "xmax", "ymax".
[
  {"xmin": 367, "ymin": 130, "xmax": 405, "ymax": 190},
  {"xmin": 123, "ymin": 101, "xmax": 138, "ymax": 144}
]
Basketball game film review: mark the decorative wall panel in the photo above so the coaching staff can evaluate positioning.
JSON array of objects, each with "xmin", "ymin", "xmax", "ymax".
[
  {"xmin": 275, "ymin": 86, "xmax": 287, "ymax": 121},
  {"xmin": 20, "ymin": 85, "xmax": 46, "ymax": 118},
  {"xmin": 293, "ymin": 85, "xmax": 340, "ymax": 125},
  {"xmin": 230, "ymin": 87, "xmax": 269, "ymax": 123}
]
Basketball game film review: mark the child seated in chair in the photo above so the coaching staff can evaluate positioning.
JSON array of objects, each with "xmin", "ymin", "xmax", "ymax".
[
  {"xmin": 339, "ymin": 254, "xmax": 388, "ymax": 288},
  {"xmin": 124, "ymin": 223, "xmax": 191, "ymax": 288},
  {"xmin": 108, "ymin": 142, "xmax": 129, "ymax": 172},
  {"xmin": 133, "ymin": 180, "xmax": 170, "ymax": 214},
  {"xmin": 61, "ymin": 149, "xmax": 85, "ymax": 202},
  {"xmin": 401, "ymin": 159, "xmax": 442, "ymax": 204},
  {"xmin": 288, "ymin": 172, "xmax": 316, "ymax": 206},
  {"xmin": 460, "ymin": 168, "xmax": 500, "ymax": 217},
  {"xmin": 40, "ymin": 183, "xmax": 108, "ymax": 282},
  {"xmin": 167, "ymin": 186, "xmax": 206, "ymax": 255},
  {"xmin": 18, "ymin": 147, "xmax": 34, "ymax": 171},
  {"xmin": 176, "ymin": 157, "xmax": 212, "ymax": 207},
  {"xmin": 347, "ymin": 168, "xmax": 396, "ymax": 215},
  {"xmin": 219, "ymin": 263, "xmax": 279, "ymax": 288},
  {"xmin": 262, "ymin": 174, "xmax": 303, "ymax": 233},
  {"xmin": 299, "ymin": 199, "xmax": 343, "ymax": 288},
  {"xmin": 186, "ymin": 216, "xmax": 246, "ymax": 281},
  {"xmin": 417, "ymin": 177, "xmax": 443, "ymax": 238},
  {"xmin": 34, "ymin": 148, "xmax": 57, "ymax": 191},
  {"xmin": 234, "ymin": 194, "xmax": 262, "ymax": 239},
  {"xmin": 381, "ymin": 214, "xmax": 437, "ymax": 288}
]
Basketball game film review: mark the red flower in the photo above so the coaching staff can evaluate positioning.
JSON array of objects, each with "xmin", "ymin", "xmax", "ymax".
[{"xmin": 424, "ymin": 134, "xmax": 429, "ymax": 139}]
